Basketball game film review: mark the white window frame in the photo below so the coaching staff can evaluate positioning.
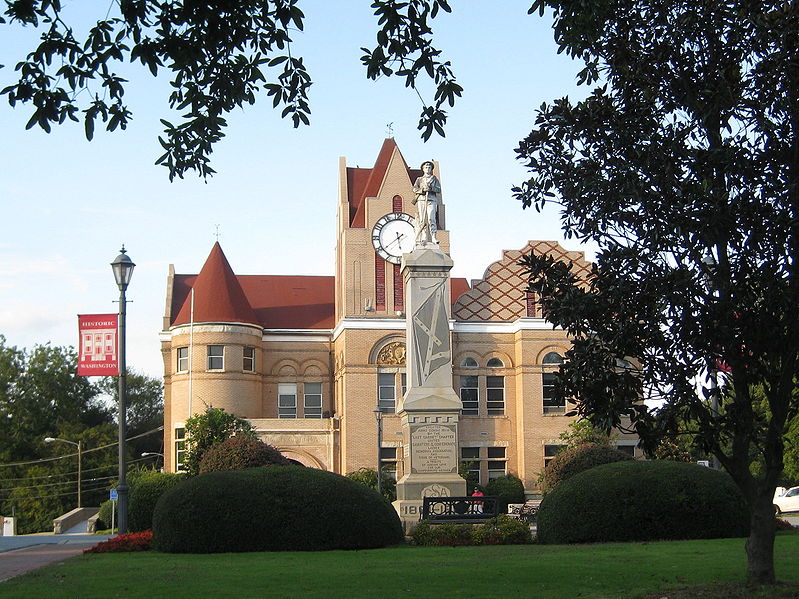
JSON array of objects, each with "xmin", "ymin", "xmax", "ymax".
[
  {"xmin": 278, "ymin": 383, "xmax": 297, "ymax": 418},
  {"xmin": 243, "ymin": 346, "xmax": 255, "ymax": 372},
  {"xmin": 207, "ymin": 345, "xmax": 224, "ymax": 370},
  {"xmin": 487, "ymin": 447, "xmax": 507, "ymax": 480},
  {"xmin": 174, "ymin": 426, "xmax": 186, "ymax": 472},
  {"xmin": 177, "ymin": 347, "xmax": 188, "ymax": 373},
  {"xmin": 378, "ymin": 372, "xmax": 397, "ymax": 413},
  {"xmin": 486, "ymin": 375, "xmax": 505, "ymax": 415},
  {"xmin": 459, "ymin": 375, "xmax": 479, "ymax": 415},
  {"xmin": 303, "ymin": 382, "xmax": 322, "ymax": 418}
]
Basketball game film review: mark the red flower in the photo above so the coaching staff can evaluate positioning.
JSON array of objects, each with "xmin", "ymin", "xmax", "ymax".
[{"xmin": 84, "ymin": 530, "xmax": 153, "ymax": 553}]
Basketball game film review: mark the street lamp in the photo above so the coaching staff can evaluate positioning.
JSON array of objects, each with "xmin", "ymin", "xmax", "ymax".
[
  {"xmin": 111, "ymin": 246, "xmax": 135, "ymax": 534},
  {"xmin": 373, "ymin": 407, "xmax": 383, "ymax": 497},
  {"xmin": 44, "ymin": 437, "xmax": 82, "ymax": 508}
]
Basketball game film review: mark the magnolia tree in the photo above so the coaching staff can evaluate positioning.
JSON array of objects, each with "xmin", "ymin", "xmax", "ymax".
[{"xmin": 516, "ymin": 1, "xmax": 799, "ymax": 585}]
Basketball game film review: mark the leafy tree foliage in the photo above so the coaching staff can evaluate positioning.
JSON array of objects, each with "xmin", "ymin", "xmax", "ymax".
[
  {"xmin": 0, "ymin": 337, "xmax": 156, "ymax": 533},
  {"xmin": 516, "ymin": 0, "xmax": 799, "ymax": 585},
  {"xmin": 99, "ymin": 369, "xmax": 164, "ymax": 457},
  {"xmin": 0, "ymin": 336, "xmax": 109, "ymax": 461},
  {"xmin": 183, "ymin": 407, "xmax": 254, "ymax": 475},
  {"xmin": 557, "ymin": 419, "xmax": 614, "ymax": 448},
  {"xmin": 1, "ymin": 0, "xmax": 458, "ymax": 180},
  {"xmin": 345, "ymin": 467, "xmax": 397, "ymax": 502},
  {"xmin": 198, "ymin": 436, "xmax": 289, "ymax": 474}
]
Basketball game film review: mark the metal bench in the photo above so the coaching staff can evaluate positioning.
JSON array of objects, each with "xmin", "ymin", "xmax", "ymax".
[
  {"xmin": 507, "ymin": 500, "xmax": 542, "ymax": 525},
  {"xmin": 421, "ymin": 496, "xmax": 500, "ymax": 524}
]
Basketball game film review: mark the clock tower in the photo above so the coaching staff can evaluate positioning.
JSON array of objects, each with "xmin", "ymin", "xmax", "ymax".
[{"xmin": 335, "ymin": 138, "xmax": 451, "ymax": 321}]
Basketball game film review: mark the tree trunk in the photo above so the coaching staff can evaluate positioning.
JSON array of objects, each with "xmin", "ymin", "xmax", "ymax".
[{"xmin": 745, "ymin": 495, "xmax": 776, "ymax": 584}]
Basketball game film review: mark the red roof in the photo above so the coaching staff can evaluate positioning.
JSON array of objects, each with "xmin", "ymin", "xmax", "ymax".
[
  {"xmin": 170, "ymin": 244, "xmax": 471, "ymax": 330},
  {"xmin": 347, "ymin": 138, "xmax": 421, "ymax": 228},
  {"xmin": 172, "ymin": 243, "xmax": 259, "ymax": 327}
]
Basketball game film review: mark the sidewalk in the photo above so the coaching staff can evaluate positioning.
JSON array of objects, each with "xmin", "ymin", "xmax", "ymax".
[{"xmin": 0, "ymin": 533, "xmax": 111, "ymax": 582}]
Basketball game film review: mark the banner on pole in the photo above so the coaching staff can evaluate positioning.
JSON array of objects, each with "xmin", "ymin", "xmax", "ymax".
[{"xmin": 77, "ymin": 314, "xmax": 119, "ymax": 376}]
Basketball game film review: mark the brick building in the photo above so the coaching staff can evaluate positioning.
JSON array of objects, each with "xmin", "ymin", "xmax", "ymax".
[{"xmin": 159, "ymin": 139, "xmax": 638, "ymax": 492}]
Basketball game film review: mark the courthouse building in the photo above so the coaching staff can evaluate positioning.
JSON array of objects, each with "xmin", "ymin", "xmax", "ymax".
[{"xmin": 159, "ymin": 138, "xmax": 638, "ymax": 492}]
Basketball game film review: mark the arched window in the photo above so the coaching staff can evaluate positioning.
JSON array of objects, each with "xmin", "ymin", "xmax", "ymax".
[
  {"xmin": 460, "ymin": 357, "xmax": 478, "ymax": 368},
  {"xmin": 487, "ymin": 357, "xmax": 504, "ymax": 368},
  {"xmin": 542, "ymin": 352, "xmax": 565, "ymax": 414},
  {"xmin": 542, "ymin": 352, "xmax": 563, "ymax": 364}
]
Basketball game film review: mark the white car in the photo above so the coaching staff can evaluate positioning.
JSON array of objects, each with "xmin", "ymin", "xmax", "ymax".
[{"xmin": 774, "ymin": 486, "xmax": 799, "ymax": 515}]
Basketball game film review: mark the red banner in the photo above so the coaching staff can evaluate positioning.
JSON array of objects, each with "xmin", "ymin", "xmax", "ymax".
[{"xmin": 77, "ymin": 314, "xmax": 119, "ymax": 376}]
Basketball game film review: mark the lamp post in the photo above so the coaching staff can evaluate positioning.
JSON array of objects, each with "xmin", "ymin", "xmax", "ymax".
[
  {"xmin": 373, "ymin": 407, "xmax": 383, "ymax": 497},
  {"xmin": 111, "ymin": 246, "xmax": 135, "ymax": 534},
  {"xmin": 44, "ymin": 437, "xmax": 82, "ymax": 508}
]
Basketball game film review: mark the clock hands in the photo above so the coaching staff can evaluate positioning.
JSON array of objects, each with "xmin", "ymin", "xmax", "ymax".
[{"xmin": 385, "ymin": 231, "xmax": 407, "ymax": 251}]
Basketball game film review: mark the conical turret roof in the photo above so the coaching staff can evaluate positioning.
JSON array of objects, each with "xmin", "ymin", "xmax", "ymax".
[{"xmin": 172, "ymin": 242, "xmax": 260, "ymax": 327}]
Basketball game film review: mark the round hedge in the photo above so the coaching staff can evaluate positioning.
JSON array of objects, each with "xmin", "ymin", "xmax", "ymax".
[
  {"xmin": 199, "ymin": 436, "xmax": 290, "ymax": 474},
  {"xmin": 484, "ymin": 474, "xmax": 526, "ymax": 512},
  {"xmin": 539, "ymin": 442, "xmax": 634, "ymax": 493},
  {"xmin": 537, "ymin": 460, "xmax": 749, "ymax": 544},
  {"xmin": 128, "ymin": 471, "xmax": 186, "ymax": 532},
  {"xmin": 152, "ymin": 465, "xmax": 403, "ymax": 553}
]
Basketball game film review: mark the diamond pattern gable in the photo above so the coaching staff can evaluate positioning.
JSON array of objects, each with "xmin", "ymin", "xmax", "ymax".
[{"xmin": 452, "ymin": 241, "xmax": 592, "ymax": 322}]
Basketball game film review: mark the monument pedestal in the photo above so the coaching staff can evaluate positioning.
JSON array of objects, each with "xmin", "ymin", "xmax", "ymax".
[{"xmin": 393, "ymin": 245, "xmax": 465, "ymax": 533}]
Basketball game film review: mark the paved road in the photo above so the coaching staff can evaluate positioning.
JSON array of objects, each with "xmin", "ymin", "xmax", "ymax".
[{"xmin": 0, "ymin": 533, "xmax": 111, "ymax": 582}]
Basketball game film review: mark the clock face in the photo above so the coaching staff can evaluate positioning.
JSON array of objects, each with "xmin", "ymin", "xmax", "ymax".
[{"xmin": 372, "ymin": 212, "xmax": 416, "ymax": 264}]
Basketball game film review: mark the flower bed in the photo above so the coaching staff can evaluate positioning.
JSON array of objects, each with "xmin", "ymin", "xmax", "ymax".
[{"xmin": 84, "ymin": 530, "xmax": 152, "ymax": 553}]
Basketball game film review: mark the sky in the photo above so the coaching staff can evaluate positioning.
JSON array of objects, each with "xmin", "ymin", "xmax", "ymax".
[{"xmin": 0, "ymin": 2, "xmax": 593, "ymax": 380}]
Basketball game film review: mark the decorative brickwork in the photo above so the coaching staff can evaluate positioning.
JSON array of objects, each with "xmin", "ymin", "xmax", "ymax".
[{"xmin": 453, "ymin": 241, "xmax": 592, "ymax": 322}]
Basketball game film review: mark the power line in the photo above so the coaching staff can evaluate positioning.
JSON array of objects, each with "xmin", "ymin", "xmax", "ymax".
[{"xmin": 0, "ymin": 426, "xmax": 163, "ymax": 468}]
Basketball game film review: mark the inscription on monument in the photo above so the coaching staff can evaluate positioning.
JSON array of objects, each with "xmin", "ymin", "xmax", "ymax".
[{"xmin": 411, "ymin": 424, "xmax": 457, "ymax": 473}]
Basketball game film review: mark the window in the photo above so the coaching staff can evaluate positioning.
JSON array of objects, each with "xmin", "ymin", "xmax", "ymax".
[
  {"xmin": 304, "ymin": 382, "xmax": 322, "ymax": 418},
  {"xmin": 177, "ymin": 347, "xmax": 188, "ymax": 372},
  {"xmin": 378, "ymin": 372, "xmax": 396, "ymax": 413},
  {"xmin": 207, "ymin": 345, "xmax": 224, "ymax": 370},
  {"xmin": 544, "ymin": 444, "xmax": 563, "ymax": 468},
  {"xmin": 401, "ymin": 373, "xmax": 407, "ymax": 397},
  {"xmin": 616, "ymin": 444, "xmax": 635, "ymax": 457},
  {"xmin": 243, "ymin": 347, "xmax": 255, "ymax": 372},
  {"xmin": 460, "ymin": 375, "xmax": 479, "ymax": 415},
  {"xmin": 461, "ymin": 357, "xmax": 478, "ymax": 368},
  {"xmin": 487, "ymin": 447, "xmax": 507, "ymax": 480},
  {"xmin": 543, "ymin": 351, "xmax": 564, "ymax": 364},
  {"xmin": 174, "ymin": 427, "xmax": 186, "ymax": 472},
  {"xmin": 486, "ymin": 375, "xmax": 505, "ymax": 415},
  {"xmin": 278, "ymin": 383, "xmax": 297, "ymax": 418},
  {"xmin": 460, "ymin": 447, "xmax": 480, "ymax": 485},
  {"xmin": 487, "ymin": 357, "xmax": 504, "ymax": 368},
  {"xmin": 542, "ymin": 373, "xmax": 565, "ymax": 414},
  {"xmin": 380, "ymin": 447, "xmax": 399, "ymax": 480}
]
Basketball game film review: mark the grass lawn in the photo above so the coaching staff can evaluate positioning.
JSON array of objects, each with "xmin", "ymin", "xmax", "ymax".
[{"xmin": 1, "ymin": 533, "xmax": 798, "ymax": 599}]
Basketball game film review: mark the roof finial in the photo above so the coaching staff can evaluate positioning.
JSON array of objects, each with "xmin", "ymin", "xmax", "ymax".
[
  {"xmin": 214, "ymin": 224, "xmax": 221, "ymax": 242},
  {"xmin": 386, "ymin": 122, "xmax": 394, "ymax": 138}
]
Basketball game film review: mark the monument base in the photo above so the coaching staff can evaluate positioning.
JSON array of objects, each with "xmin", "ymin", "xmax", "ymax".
[{"xmin": 394, "ymin": 470, "xmax": 466, "ymax": 534}]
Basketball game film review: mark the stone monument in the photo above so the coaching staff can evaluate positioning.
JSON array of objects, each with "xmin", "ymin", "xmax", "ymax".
[{"xmin": 393, "ymin": 163, "xmax": 465, "ymax": 531}]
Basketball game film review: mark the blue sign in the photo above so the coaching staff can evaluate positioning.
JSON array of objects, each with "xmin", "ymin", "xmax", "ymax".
[{"xmin": 110, "ymin": 489, "xmax": 118, "ymax": 501}]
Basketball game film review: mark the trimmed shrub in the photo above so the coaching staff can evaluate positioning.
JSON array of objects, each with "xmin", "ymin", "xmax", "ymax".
[
  {"xmin": 199, "ymin": 436, "xmax": 290, "ymax": 474},
  {"xmin": 152, "ymin": 465, "xmax": 403, "ymax": 553},
  {"xmin": 411, "ymin": 515, "xmax": 532, "ymax": 546},
  {"xmin": 97, "ymin": 499, "xmax": 114, "ymax": 530},
  {"xmin": 539, "ymin": 442, "xmax": 633, "ymax": 493},
  {"xmin": 537, "ymin": 460, "xmax": 749, "ymax": 544},
  {"xmin": 128, "ymin": 471, "xmax": 186, "ymax": 532},
  {"xmin": 484, "ymin": 474, "xmax": 526, "ymax": 512},
  {"xmin": 472, "ymin": 515, "xmax": 532, "ymax": 545}
]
